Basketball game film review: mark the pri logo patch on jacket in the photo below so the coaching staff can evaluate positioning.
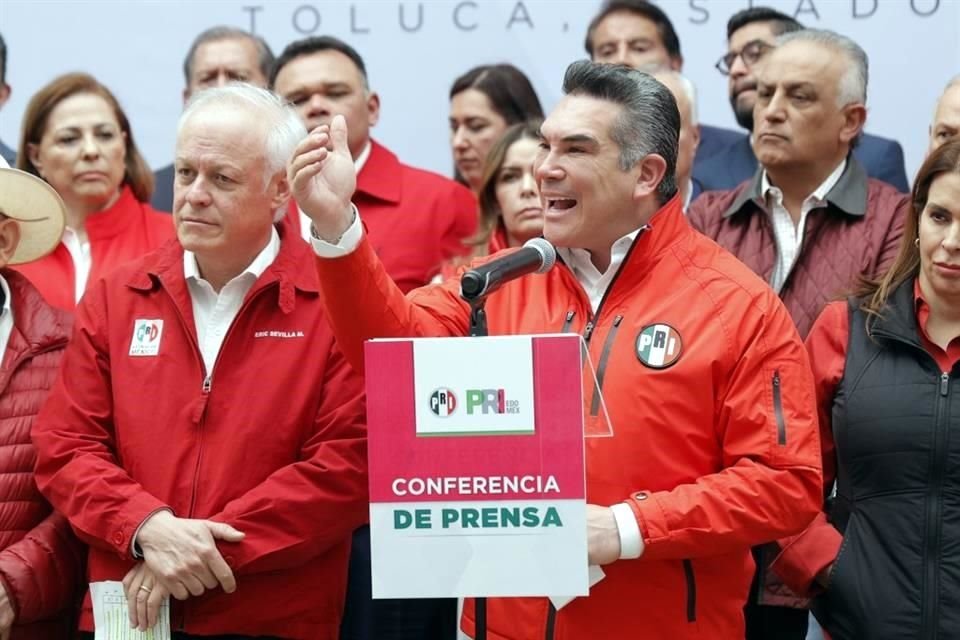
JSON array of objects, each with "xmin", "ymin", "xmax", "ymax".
[
  {"xmin": 635, "ymin": 323, "xmax": 682, "ymax": 369},
  {"xmin": 129, "ymin": 319, "xmax": 164, "ymax": 356}
]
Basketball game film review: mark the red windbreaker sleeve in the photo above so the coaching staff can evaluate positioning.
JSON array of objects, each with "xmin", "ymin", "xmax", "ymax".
[
  {"xmin": 627, "ymin": 287, "xmax": 823, "ymax": 560},
  {"xmin": 210, "ymin": 340, "xmax": 368, "ymax": 576},
  {"xmin": 315, "ymin": 233, "xmax": 474, "ymax": 372},
  {"xmin": 31, "ymin": 280, "xmax": 170, "ymax": 558},
  {"xmin": 771, "ymin": 301, "xmax": 848, "ymax": 596},
  {"xmin": 0, "ymin": 510, "xmax": 85, "ymax": 623}
]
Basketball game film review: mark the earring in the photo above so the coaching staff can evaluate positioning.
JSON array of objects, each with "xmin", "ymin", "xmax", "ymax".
[{"xmin": 915, "ymin": 238, "xmax": 920, "ymax": 248}]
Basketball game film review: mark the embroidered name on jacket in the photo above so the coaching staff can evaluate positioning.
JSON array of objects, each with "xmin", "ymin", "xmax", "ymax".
[
  {"xmin": 130, "ymin": 319, "xmax": 164, "ymax": 356},
  {"xmin": 254, "ymin": 330, "xmax": 305, "ymax": 338}
]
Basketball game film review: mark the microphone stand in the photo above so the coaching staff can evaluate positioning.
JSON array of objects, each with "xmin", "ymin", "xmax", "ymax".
[{"xmin": 465, "ymin": 294, "xmax": 487, "ymax": 639}]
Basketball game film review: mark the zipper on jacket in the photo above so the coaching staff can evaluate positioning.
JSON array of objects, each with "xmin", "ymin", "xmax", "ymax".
[
  {"xmin": 922, "ymin": 372, "xmax": 950, "ymax": 638},
  {"xmin": 682, "ymin": 559, "xmax": 697, "ymax": 622},
  {"xmin": 544, "ymin": 602, "xmax": 557, "ymax": 640},
  {"xmin": 583, "ymin": 321, "xmax": 595, "ymax": 343},
  {"xmin": 772, "ymin": 370, "xmax": 786, "ymax": 445},
  {"xmin": 560, "ymin": 310, "xmax": 576, "ymax": 333},
  {"xmin": 164, "ymin": 280, "xmax": 275, "ymax": 631},
  {"xmin": 590, "ymin": 315, "xmax": 623, "ymax": 416}
]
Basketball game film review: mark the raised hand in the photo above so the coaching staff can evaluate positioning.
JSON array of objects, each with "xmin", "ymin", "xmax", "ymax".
[{"xmin": 288, "ymin": 114, "xmax": 357, "ymax": 242}]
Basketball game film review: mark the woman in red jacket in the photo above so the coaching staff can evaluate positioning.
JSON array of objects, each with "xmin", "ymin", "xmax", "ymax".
[
  {"xmin": 773, "ymin": 138, "xmax": 960, "ymax": 639},
  {"xmin": 14, "ymin": 73, "xmax": 173, "ymax": 310}
]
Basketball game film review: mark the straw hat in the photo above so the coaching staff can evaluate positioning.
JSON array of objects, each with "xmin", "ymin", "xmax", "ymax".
[{"xmin": 0, "ymin": 155, "xmax": 66, "ymax": 265}]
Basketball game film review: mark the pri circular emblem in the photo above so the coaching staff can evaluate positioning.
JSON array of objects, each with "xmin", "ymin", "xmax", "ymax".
[
  {"xmin": 635, "ymin": 324, "xmax": 683, "ymax": 369},
  {"xmin": 429, "ymin": 388, "xmax": 457, "ymax": 417}
]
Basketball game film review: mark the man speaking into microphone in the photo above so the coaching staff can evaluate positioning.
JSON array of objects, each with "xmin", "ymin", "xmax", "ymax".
[{"xmin": 292, "ymin": 61, "xmax": 822, "ymax": 640}]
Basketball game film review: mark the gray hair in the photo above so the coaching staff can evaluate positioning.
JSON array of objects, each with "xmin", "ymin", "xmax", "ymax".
[
  {"xmin": 182, "ymin": 26, "xmax": 274, "ymax": 86},
  {"xmin": 635, "ymin": 64, "xmax": 699, "ymax": 127},
  {"xmin": 776, "ymin": 29, "xmax": 868, "ymax": 107},
  {"xmin": 179, "ymin": 85, "xmax": 306, "ymax": 220},
  {"xmin": 561, "ymin": 61, "xmax": 679, "ymax": 203}
]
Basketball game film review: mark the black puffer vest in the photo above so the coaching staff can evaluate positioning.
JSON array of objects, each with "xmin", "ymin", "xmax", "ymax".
[{"xmin": 813, "ymin": 280, "xmax": 960, "ymax": 639}]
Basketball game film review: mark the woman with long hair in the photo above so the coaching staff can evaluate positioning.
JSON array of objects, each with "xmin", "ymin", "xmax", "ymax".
[
  {"xmin": 15, "ymin": 72, "xmax": 172, "ymax": 309},
  {"xmin": 772, "ymin": 137, "xmax": 960, "ymax": 639},
  {"xmin": 448, "ymin": 64, "xmax": 543, "ymax": 191}
]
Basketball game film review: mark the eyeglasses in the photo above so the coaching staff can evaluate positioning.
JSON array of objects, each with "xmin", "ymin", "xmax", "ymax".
[{"xmin": 715, "ymin": 40, "xmax": 774, "ymax": 75}]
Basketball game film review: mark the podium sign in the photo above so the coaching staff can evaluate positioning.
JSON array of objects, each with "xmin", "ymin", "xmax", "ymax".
[{"xmin": 365, "ymin": 334, "xmax": 588, "ymax": 598}]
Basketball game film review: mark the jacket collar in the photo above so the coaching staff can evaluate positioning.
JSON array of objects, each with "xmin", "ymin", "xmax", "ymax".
[
  {"xmin": 126, "ymin": 225, "xmax": 319, "ymax": 315},
  {"xmin": 84, "ymin": 185, "xmax": 151, "ymax": 239},
  {"xmin": 621, "ymin": 193, "xmax": 690, "ymax": 273},
  {"xmin": 868, "ymin": 277, "xmax": 921, "ymax": 347},
  {"xmin": 722, "ymin": 155, "xmax": 870, "ymax": 219},
  {"xmin": 355, "ymin": 139, "xmax": 402, "ymax": 204},
  {"xmin": 1, "ymin": 268, "xmax": 71, "ymax": 350}
]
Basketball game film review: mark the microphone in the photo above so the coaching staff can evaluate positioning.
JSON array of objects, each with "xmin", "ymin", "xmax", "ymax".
[{"xmin": 460, "ymin": 238, "xmax": 556, "ymax": 302}]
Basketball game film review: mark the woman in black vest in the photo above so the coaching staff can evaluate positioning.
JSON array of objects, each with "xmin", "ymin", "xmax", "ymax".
[{"xmin": 770, "ymin": 138, "xmax": 960, "ymax": 639}]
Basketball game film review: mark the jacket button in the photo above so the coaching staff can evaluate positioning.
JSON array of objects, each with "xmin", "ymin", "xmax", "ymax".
[
  {"xmin": 113, "ymin": 532, "xmax": 124, "ymax": 544},
  {"xmin": 633, "ymin": 492, "xmax": 648, "ymax": 501}
]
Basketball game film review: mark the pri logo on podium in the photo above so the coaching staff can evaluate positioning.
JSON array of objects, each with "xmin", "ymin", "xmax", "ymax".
[{"xmin": 429, "ymin": 388, "xmax": 457, "ymax": 417}]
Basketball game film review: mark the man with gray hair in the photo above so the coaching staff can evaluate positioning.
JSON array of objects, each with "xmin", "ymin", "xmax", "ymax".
[
  {"xmin": 290, "ymin": 60, "xmax": 822, "ymax": 639},
  {"xmin": 33, "ymin": 84, "xmax": 368, "ymax": 639},
  {"xmin": 690, "ymin": 28, "xmax": 908, "ymax": 339},
  {"xmin": 929, "ymin": 75, "xmax": 960, "ymax": 154},
  {"xmin": 151, "ymin": 26, "xmax": 275, "ymax": 212},
  {"xmin": 637, "ymin": 65, "xmax": 701, "ymax": 209}
]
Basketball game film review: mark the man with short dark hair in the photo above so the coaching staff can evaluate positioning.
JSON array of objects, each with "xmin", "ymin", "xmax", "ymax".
[
  {"xmin": 694, "ymin": 7, "xmax": 909, "ymax": 193},
  {"xmin": 290, "ymin": 60, "xmax": 823, "ymax": 640},
  {"xmin": 583, "ymin": 1, "xmax": 743, "ymax": 175},
  {"xmin": 151, "ymin": 26, "xmax": 275, "ymax": 212},
  {"xmin": 271, "ymin": 36, "xmax": 476, "ymax": 293},
  {"xmin": 0, "ymin": 33, "xmax": 15, "ymax": 165}
]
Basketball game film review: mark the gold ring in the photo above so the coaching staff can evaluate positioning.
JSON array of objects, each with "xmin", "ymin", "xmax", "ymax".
[{"xmin": 139, "ymin": 585, "xmax": 152, "ymax": 593}]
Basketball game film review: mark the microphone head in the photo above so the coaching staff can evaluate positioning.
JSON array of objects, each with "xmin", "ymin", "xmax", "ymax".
[{"xmin": 524, "ymin": 237, "xmax": 557, "ymax": 274}]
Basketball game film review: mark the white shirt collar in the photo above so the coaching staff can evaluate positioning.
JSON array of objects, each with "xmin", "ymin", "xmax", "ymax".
[
  {"xmin": 557, "ymin": 228, "xmax": 644, "ymax": 313},
  {"xmin": 184, "ymin": 226, "xmax": 280, "ymax": 286},
  {"xmin": 761, "ymin": 158, "xmax": 847, "ymax": 207},
  {"xmin": 0, "ymin": 274, "xmax": 12, "ymax": 319},
  {"xmin": 354, "ymin": 140, "xmax": 372, "ymax": 173}
]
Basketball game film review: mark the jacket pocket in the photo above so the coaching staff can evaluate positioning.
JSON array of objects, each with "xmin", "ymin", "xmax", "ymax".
[{"xmin": 682, "ymin": 559, "xmax": 697, "ymax": 622}]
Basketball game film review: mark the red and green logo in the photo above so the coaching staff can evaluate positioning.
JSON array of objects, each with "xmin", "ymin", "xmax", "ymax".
[{"xmin": 635, "ymin": 323, "xmax": 682, "ymax": 369}]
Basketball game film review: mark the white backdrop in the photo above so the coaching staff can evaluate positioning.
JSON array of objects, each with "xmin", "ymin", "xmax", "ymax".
[{"xmin": 1, "ymin": 0, "xmax": 958, "ymax": 184}]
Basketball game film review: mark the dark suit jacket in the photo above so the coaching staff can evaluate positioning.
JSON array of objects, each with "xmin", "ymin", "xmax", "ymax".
[
  {"xmin": 151, "ymin": 163, "xmax": 175, "ymax": 213},
  {"xmin": 0, "ymin": 139, "xmax": 15, "ymax": 166},
  {"xmin": 694, "ymin": 124, "xmax": 743, "ymax": 171},
  {"xmin": 693, "ymin": 132, "xmax": 909, "ymax": 194}
]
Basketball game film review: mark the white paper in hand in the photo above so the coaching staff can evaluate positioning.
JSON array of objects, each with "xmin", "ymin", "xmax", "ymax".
[
  {"xmin": 548, "ymin": 564, "xmax": 606, "ymax": 611},
  {"xmin": 90, "ymin": 581, "xmax": 171, "ymax": 640}
]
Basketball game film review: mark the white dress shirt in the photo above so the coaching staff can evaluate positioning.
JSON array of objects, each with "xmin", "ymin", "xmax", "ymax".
[
  {"xmin": 0, "ymin": 275, "xmax": 14, "ymax": 361},
  {"xmin": 61, "ymin": 227, "xmax": 92, "ymax": 303},
  {"xmin": 298, "ymin": 141, "xmax": 372, "ymax": 244},
  {"xmin": 184, "ymin": 227, "xmax": 280, "ymax": 374},
  {"xmin": 310, "ymin": 211, "xmax": 646, "ymax": 559},
  {"xmin": 762, "ymin": 159, "xmax": 846, "ymax": 293}
]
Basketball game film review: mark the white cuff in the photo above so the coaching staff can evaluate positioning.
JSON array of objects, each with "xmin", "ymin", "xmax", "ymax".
[
  {"xmin": 309, "ymin": 203, "xmax": 363, "ymax": 257},
  {"xmin": 610, "ymin": 502, "xmax": 644, "ymax": 559}
]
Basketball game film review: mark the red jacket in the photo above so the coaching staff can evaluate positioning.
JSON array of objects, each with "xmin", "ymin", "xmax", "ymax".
[
  {"xmin": 285, "ymin": 139, "xmax": 477, "ymax": 292},
  {"xmin": 0, "ymin": 270, "xmax": 83, "ymax": 639},
  {"xmin": 314, "ymin": 196, "xmax": 822, "ymax": 639},
  {"xmin": 31, "ymin": 232, "xmax": 368, "ymax": 639},
  {"xmin": 14, "ymin": 185, "xmax": 174, "ymax": 311},
  {"xmin": 688, "ymin": 158, "xmax": 907, "ymax": 338}
]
